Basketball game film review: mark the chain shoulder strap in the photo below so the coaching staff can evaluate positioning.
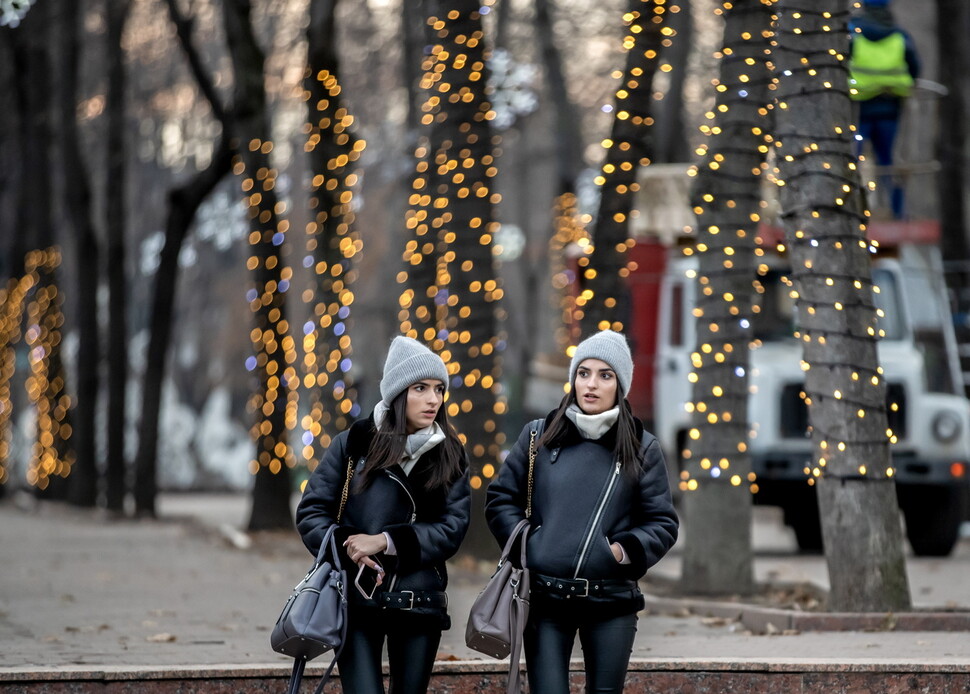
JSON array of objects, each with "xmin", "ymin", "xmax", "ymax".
[
  {"xmin": 525, "ymin": 429, "xmax": 537, "ymax": 519},
  {"xmin": 337, "ymin": 457, "xmax": 355, "ymax": 523}
]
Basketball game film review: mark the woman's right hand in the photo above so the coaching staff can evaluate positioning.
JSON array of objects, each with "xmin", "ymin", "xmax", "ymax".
[{"xmin": 343, "ymin": 533, "xmax": 387, "ymax": 571}]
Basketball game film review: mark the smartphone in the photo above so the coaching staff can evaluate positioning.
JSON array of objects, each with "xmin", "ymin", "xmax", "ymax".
[{"xmin": 354, "ymin": 562, "xmax": 383, "ymax": 600}]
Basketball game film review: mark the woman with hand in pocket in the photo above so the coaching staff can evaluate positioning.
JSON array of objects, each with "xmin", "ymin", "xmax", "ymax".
[
  {"xmin": 297, "ymin": 336, "xmax": 470, "ymax": 694},
  {"xmin": 486, "ymin": 329, "xmax": 679, "ymax": 694}
]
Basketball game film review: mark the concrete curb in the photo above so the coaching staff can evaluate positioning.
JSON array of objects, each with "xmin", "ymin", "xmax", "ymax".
[
  {"xmin": 643, "ymin": 593, "xmax": 970, "ymax": 633},
  {"xmin": 3, "ymin": 660, "xmax": 970, "ymax": 694}
]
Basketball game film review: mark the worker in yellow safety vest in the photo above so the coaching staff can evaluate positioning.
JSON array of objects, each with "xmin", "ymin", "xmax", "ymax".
[{"xmin": 848, "ymin": 0, "xmax": 920, "ymax": 219}]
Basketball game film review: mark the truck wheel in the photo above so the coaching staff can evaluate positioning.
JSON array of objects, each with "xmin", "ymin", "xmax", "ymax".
[
  {"xmin": 901, "ymin": 487, "xmax": 963, "ymax": 557},
  {"xmin": 783, "ymin": 493, "xmax": 823, "ymax": 553}
]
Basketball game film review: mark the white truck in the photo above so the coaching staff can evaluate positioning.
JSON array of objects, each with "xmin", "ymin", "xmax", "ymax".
[{"xmin": 654, "ymin": 234, "xmax": 970, "ymax": 555}]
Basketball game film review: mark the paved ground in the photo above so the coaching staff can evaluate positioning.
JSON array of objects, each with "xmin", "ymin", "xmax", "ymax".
[{"xmin": 1, "ymin": 492, "xmax": 968, "ymax": 672}]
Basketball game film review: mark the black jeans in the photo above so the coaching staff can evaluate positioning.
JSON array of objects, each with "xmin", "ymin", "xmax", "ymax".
[
  {"xmin": 524, "ymin": 608, "xmax": 638, "ymax": 694},
  {"xmin": 337, "ymin": 609, "xmax": 441, "ymax": 694}
]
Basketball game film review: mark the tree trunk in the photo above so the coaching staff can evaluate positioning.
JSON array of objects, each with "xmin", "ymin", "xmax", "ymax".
[
  {"xmin": 525, "ymin": 0, "xmax": 589, "ymax": 407},
  {"xmin": 400, "ymin": 46, "xmax": 441, "ymax": 345},
  {"xmin": 681, "ymin": 0, "xmax": 773, "ymax": 596},
  {"xmin": 773, "ymin": 0, "xmax": 910, "ymax": 611},
  {"xmin": 222, "ymin": 0, "xmax": 294, "ymax": 531},
  {"xmin": 936, "ymin": 0, "xmax": 969, "ymax": 266},
  {"xmin": 653, "ymin": 0, "xmax": 692, "ymax": 164},
  {"xmin": 133, "ymin": 0, "xmax": 235, "ymax": 517},
  {"xmin": 535, "ymin": 0, "xmax": 585, "ymax": 194},
  {"xmin": 55, "ymin": 0, "xmax": 101, "ymax": 508},
  {"xmin": 401, "ymin": 0, "xmax": 427, "ymax": 135},
  {"xmin": 14, "ymin": 2, "xmax": 72, "ymax": 500},
  {"xmin": 104, "ymin": 0, "xmax": 131, "ymax": 513},
  {"xmin": 403, "ymin": 0, "xmax": 503, "ymax": 556},
  {"xmin": 302, "ymin": 0, "xmax": 363, "ymax": 463},
  {"xmin": 0, "ymin": 25, "xmax": 27, "ymax": 496},
  {"xmin": 580, "ymin": 0, "xmax": 664, "ymax": 337},
  {"xmin": 133, "ymin": 138, "xmax": 233, "ymax": 517}
]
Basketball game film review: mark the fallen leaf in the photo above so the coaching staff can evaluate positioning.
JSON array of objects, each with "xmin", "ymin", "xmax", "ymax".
[
  {"xmin": 701, "ymin": 617, "xmax": 730, "ymax": 627},
  {"xmin": 146, "ymin": 633, "xmax": 177, "ymax": 643}
]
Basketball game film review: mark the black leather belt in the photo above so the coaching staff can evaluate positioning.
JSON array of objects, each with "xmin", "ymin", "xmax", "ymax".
[
  {"xmin": 379, "ymin": 590, "xmax": 448, "ymax": 610},
  {"xmin": 533, "ymin": 574, "xmax": 637, "ymax": 598}
]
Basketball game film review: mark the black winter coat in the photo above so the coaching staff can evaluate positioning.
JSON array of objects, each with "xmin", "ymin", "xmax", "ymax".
[
  {"xmin": 486, "ymin": 410, "xmax": 678, "ymax": 614},
  {"xmin": 296, "ymin": 416, "xmax": 471, "ymax": 627}
]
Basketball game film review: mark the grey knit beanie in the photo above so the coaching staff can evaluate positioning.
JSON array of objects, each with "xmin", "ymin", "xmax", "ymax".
[
  {"xmin": 569, "ymin": 330, "xmax": 634, "ymax": 395},
  {"xmin": 379, "ymin": 336, "xmax": 449, "ymax": 403}
]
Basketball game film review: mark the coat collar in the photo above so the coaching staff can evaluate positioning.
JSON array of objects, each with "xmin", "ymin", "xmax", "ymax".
[{"xmin": 346, "ymin": 415, "xmax": 378, "ymax": 462}]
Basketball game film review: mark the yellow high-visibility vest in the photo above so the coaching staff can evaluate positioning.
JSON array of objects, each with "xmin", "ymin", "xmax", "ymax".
[{"xmin": 849, "ymin": 32, "xmax": 914, "ymax": 100}]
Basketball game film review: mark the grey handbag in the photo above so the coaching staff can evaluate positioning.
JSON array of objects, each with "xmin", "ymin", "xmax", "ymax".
[
  {"xmin": 465, "ymin": 426, "xmax": 539, "ymax": 694},
  {"xmin": 272, "ymin": 458, "xmax": 354, "ymax": 694},
  {"xmin": 465, "ymin": 518, "xmax": 530, "ymax": 657}
]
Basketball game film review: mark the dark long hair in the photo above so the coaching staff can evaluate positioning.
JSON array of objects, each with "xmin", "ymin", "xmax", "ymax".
[
  {"xmin": 536, "ymin": 388, "xmax": 643, "ymax": 479},
  {"xmin": 355, "ymin": 388, "xmax": 465, "ymax": 492}
]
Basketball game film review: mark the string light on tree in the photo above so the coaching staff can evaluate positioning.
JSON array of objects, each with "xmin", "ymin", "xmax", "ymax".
[
  {"xmin": 549, "ymin": 192, "xmax": 591, "ymax": 354},
  {"xmin": 0, "ymin": 0, "xmax": 34, "ymax": 26},
  {"xmin": 0, "ymin": 248, "xmax": 73, "ymax": 490},
  {"xmin": 0, "ymin": 276, "xmax": 31, "ymax": 487},
  {"xmin": 770, "ymin": 2, "xmax": 896, "ymax": 488},
  {"xmin": 298, "ymin": 64, "xmax": 365, "ymax": 470},
  {"xmin": 398, "ymin": 1, "xmax": 505, "ymax": 494},
  {"xmin": 236, "ymin": 138, "xmax": 296, "ymax": 479},
  {"xmin": 579, "ymin": 1, "xmax": 666, "ymax": 338},
  {"xmin": 680, "ymin": 0, "xmax": 776, "ymax": 496}
]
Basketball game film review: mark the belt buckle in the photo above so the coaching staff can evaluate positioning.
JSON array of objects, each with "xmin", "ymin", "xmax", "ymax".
[
  {"xmin": 576, "ymin": 578, "xmax": 589, "ymax": 598},
  {"xmin": 400, "ymin": 590, "xmax": 415, "ymax": 610}
]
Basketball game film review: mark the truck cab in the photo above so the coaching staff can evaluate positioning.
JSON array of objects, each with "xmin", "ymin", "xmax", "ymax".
[{"xmin": 655, "ymin": 238, "xmax": 970, "ymax": 555}]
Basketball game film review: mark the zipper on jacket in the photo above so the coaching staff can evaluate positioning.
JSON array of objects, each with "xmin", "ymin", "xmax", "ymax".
[
  {"xmin": 386, "ymin": 472, "xmax": 417, "ymax": 593},
  {"xmin": 573, "ymin": 460, "xmax": 621, "ymax": 578}
]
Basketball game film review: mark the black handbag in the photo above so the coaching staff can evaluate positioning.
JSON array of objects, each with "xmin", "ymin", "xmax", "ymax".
[{"xmin": 272, "ymin": 458, "xmax": 355, "ymax": 694}]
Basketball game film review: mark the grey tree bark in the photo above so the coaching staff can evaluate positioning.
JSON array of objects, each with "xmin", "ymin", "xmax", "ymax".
[
  {"xmin": 104, "ymin": 0, "xmax": 132, "ymax": 513},
  {"xmin": 54, "ymin": 0, "xmax": 101, "ymax": 508},
  {"xmin": 773, "ymin": 0, "xmax": 911, "ymax": 611},
  {"xmin": 681, "ymin": 0, "xmax": 774, "ymax": 596},
  {"xmin": 936, "ymin": 0, "xmax": 969, "ymax": 267}
]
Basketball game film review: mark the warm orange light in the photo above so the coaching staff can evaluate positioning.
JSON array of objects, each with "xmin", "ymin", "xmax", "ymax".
[{"xmin": 951, "ymin": 462, "xmax": 966, "ymax": 478}]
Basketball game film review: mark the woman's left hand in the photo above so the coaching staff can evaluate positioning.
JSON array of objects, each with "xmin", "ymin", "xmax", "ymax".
[
  {"xmin": 610, "ymin": 542, "xmax": 623, "ymax": 563},
  {"xmin": 344, "ymin": 533, "xmax": 388, "ymax": 570}
]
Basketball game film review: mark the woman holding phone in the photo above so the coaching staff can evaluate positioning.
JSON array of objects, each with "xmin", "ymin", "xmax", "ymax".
[
  {"xmin": 297, "ymin": 336, "xmax": 470, "ymax": 694},
  {"xmin": 486, "ymin": 330, "xmax": 679, "ymax": 694}
]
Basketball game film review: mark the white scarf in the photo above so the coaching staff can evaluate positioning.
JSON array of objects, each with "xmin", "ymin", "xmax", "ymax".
[
  {"xmin": 373, "ymin": 401, "xmax": 446, "ymax": 475},
  {"xmin": 565, "ymin": 403, "xmax": 619, "ymax": 440}
]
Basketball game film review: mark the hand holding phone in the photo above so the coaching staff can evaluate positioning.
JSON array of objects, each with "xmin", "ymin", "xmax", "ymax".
[{"xmin": 354, "ymin": 561, "xmax": 384, "ymax": 600}]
